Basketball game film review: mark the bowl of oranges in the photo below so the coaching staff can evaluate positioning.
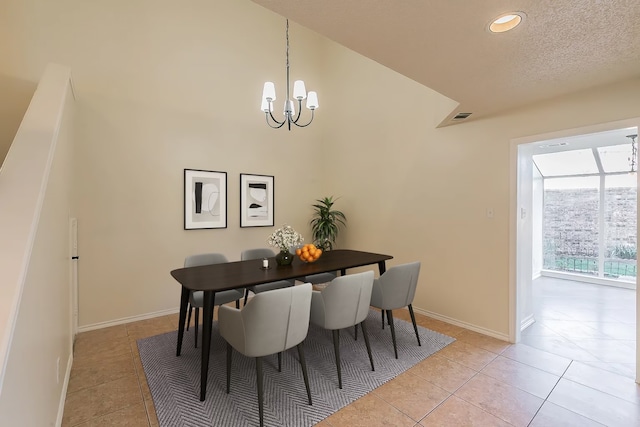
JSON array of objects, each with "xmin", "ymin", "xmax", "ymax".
[{"xmin": 296, "ymin": 243, "xmax": 323, "ymax": 263}]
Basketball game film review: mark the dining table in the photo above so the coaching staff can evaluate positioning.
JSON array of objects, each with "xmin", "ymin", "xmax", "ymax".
[{"xmin": 170, "ymin": 248, "xmax": 393, "ymax": 401}]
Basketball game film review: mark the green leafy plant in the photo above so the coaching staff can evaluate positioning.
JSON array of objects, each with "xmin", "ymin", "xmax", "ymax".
[
  {"xmin": 310, "ymin": 196, "xmax": 346, "ymax": 251},
  {"xmin": 611, "ymin": 244, "xmax": 637, "ymax": 260}
]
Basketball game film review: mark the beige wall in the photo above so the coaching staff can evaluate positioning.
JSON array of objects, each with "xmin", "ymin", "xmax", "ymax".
[
  {"xmin": 0, "ymin": 0, "xmax": 327, "ymax": 327},
  {"xmin": 2, "ymin": 0, "xmax": 640, "ymax": 337},
  {"xmin": 0, "ymin": 75, "xmax": 35, "ymax": 164},
  {"xmin": 322, "ymin": 36, "xmax": 640, "ymax": 335}
]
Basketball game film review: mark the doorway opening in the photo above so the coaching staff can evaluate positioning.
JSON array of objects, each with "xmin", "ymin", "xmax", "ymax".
[{"xmin": 511, "ymin": 118, "xmax": 640, "ymax": 382}]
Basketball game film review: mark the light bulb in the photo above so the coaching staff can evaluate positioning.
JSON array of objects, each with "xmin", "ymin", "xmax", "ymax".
[
  {"xmin": 262, "ymin": 82, "xmax": 276, "ymax": 102},
  {"xmin": 283, "ymin": 100, "xmax": 295, "ymax": 116},
  {"xmin": 260, "ymin": 98, "xmax": 270, "ymax": 112},
  {"xmin": 306, "ymin": 91, "xmax": 319, "ymax": 110},
  {"xmin": 293, "ymin": 80, "xmax": 307, "ymax": 100}
]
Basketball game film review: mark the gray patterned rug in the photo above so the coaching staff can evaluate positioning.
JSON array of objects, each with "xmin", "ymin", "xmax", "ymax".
[{"xmin": 137, "ymin": 309, "xmax": 455, "ymax": 427}]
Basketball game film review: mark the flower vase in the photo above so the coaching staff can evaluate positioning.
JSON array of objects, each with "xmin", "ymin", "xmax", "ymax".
[{"xmin": 275, "ymin": 250, "xmax": 294, "ymax": 266}]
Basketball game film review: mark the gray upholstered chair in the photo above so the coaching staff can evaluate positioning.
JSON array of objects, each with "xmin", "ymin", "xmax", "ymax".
[
  {"xmin": 240, "ymin": 248, "xmax": 295, "ymax": 305},
  {"xmin": 309, "ymin": 270, "xmax": 375, "ymax": 389},
  {"xmin": 184, "ymin": 253, "xmax": 244, "ymax": 348},
  {"xmin": 370, "ymin": 261, "xmax": 422, "ymax": 358},
  {"xmin": 219, "ymin": 283, "xmax": 313, "ymax": 427}
]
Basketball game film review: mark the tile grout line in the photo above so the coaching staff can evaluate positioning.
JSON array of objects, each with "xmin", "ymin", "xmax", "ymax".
[
  {"xmin": 425, "ymin": 344, "xmax": 522, "ymax": 427},
  {"xmin": 524, "ymin": 359, "xmax": 573, "ymax": 426},
  {"xmin": 446, "ymin": 370, "xmax": 519, "ymax": 427}
]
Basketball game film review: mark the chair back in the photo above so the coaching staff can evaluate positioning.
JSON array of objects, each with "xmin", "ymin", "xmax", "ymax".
[
  {"xmin": 185, "ymin": 253, "xmax": 242, "ymax": 307},
  {"xmin": 184, "ymin": 253, "xmax": 228, "ymax": 267},
  {"xmin": 241, "ymin": 248, "xmax": 276, "ymax": 261},
  {"xmin": 311, "ymin": 271, "xmax": 374, "ymax": 330},
  {"xmin": 221, "ymin": 283, "xmax": 312, "ymax": 357},
  {"xmin": 372, "ymin": 262, "xmax": 421, "ymax": 310}
]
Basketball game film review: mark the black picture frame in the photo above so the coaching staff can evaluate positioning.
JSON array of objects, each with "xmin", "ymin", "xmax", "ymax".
[
  {"xmin": 184, "ymin": 169, "xmax": 227, "ymax": 229},
  {"xmin": 240, "ymin": 173, "xmax": 274, "ymax": 227}
]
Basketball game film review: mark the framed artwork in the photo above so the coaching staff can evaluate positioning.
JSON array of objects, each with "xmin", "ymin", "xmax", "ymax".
[
  {"xmin": 184, "ymin": 169, "xmax": 227, "ymax": 230},
  {"xmin": 240, "ymin": 173, "xmax": 274, "ymax": 227}
]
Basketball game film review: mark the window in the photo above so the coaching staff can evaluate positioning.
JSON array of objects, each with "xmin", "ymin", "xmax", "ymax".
[{"xmin": 534, "ymin": 128, "xmax": 637, "ymax": 283}]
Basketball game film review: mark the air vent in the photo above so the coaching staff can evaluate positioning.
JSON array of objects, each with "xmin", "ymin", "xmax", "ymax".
[{"xmin": 452, "ymin": 112, "xmax": 472, "ymax": 120}]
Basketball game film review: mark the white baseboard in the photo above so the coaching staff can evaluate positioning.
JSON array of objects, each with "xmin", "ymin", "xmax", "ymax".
[
  {"xmin": 78, "ymin": 305, "xmax": 512, "ymax": 344},
  {"xmin": 520, "ymin": 313, "xmax": 535, "ymax": 331},
  {"xmin": 412, "ymin": 306, "xmax": 511, "ymax": 342},
  {"xmin": 78, "ymin": 307, "xmax": 180, "ymax": 333}
]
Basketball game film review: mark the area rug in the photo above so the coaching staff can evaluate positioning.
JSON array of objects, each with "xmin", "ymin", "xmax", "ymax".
[{"xmin": 137, "ymin": 309, "xmax": 455, "ymax": 427}]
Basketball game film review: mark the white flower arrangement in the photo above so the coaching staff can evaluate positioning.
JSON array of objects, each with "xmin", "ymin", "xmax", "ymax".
[{"xmin": 267, "ymin": 224, "xmax": 304, "ymax": 252}]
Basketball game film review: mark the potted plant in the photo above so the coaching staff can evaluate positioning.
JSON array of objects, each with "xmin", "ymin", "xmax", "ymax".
[{"xmin": 310, "ymin": 196, "xmax": 346, "ymax": 251}]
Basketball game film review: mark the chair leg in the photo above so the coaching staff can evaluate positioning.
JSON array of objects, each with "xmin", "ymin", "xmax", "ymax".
[
  {"xmin": 194, "ymin": 307, "xmax": 199, "ymax": 348},
  {"xmin": 186, "ymin": 303, "xmax": 192, "ymax": 331},
  {"xmin": 332, "ymin": 329, "xmax": 342, "ymax": 389},
  {"xmin": 226, "ymin": 342, "xmax": 232, "ymax": 394},
  {"xmin": 354, "ymin": 324, "xmax": 358, "ymax": 340},
  {"xmin": 381, "ymin": 310, "xmax": 385, "ymax": 329},
  {"xmin": 277, "ymin": 352, "xmax": 282, "ymax": 372},
  {"xmin": 244, "ymin": 289, "xmax": 250, "ymax": 306},
  {"xmin": 256, "ymin": 357, "xmax": 264, "ymax": 427},
  {"xmin": 408, "ymin": 304, "xmax": 421, "ymax": 346},
  {"xmin": 386, "ymin": 310, "xmax": 398, "ymax": 359},
  {"xmin": 360, "ymin": 320, "xmax": 375, "ymax": 371},
  {"xmin": 297, "ymin": 343, "xmax": 312, "ymax": 405},
  {"xmin": 235, "ymin": 299, "xmax": 240, "ymax": 309}
]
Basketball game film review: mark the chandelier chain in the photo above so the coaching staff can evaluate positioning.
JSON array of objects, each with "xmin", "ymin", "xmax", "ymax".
[{"xmin": 285, "ymin": 19, "xmax": 290, "ymax": 105}]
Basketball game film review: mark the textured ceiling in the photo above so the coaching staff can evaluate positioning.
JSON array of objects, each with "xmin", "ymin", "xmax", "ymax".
[{"xmin": 251, "ymin": 0, "xmax": 640, "ymax": 126}]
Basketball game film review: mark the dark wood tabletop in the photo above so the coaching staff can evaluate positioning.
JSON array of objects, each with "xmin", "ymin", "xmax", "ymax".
[{"xmin": 170, "ymin": 249, "xmax": 393, "ymax": 292}]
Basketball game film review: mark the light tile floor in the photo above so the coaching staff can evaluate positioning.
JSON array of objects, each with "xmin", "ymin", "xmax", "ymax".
[
  {"xmin": 525, "ymin": 276, "xmax": 637, "ymax": 379},
  {"xmin": 62, "ymin": 284, "xmax": 640, "ymax": 426}
]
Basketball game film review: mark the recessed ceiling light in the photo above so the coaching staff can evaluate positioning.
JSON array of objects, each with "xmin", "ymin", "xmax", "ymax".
[{"xmin": 489, "ymin": 12, "xmax": 525, "ymax": 33}]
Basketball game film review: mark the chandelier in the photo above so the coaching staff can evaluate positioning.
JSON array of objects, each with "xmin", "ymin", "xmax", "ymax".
[
  {"xmin": 261, "ymin": 19, "xmax": 318, "ymax": 130},
  {"xmin": 627, "ymin": 134, "xmax": 638, "ymax": 174}
]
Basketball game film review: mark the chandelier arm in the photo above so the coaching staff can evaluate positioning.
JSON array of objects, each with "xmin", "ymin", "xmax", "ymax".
[
  {"xmin": 265, "ymin": 112, "xmax": 286, "ymax": 129},
  {"xmin": 290, "ymin": 109, "xmax": 315, "ymax": 128},
  {"xmin": 290, "ymin": 99, "xmax": 303, "ymax": 124},
  {"xmin": 268, "ymin": 109, "xmax": 285, "ymax": 125}
]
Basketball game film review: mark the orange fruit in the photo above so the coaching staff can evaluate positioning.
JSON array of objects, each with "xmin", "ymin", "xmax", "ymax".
[
  {"xmin": 295, "ymin": 248, "xmax": 302, "ymax": 256},
  {"xmin": 313, "ymin": 250, "xmax": 321, "ymax": 259}
]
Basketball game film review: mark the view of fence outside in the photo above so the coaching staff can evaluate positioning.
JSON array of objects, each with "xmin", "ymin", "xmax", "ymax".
[{"xmin": 543, "ymin": 177, "xmax": 637, "ymax": 280}]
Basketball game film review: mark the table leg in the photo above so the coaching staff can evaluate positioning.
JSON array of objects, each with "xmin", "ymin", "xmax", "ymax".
[
  {"xmin": 377, "ymin": 261, "xmax": 387, "ymax": 275},
  {"xmin": 200, "ymin": 290, "xmax": 215, "ymax": 401},
  {"xmin": 176, "ymin": 286, "xmax": 189, "ymax": 356}
]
